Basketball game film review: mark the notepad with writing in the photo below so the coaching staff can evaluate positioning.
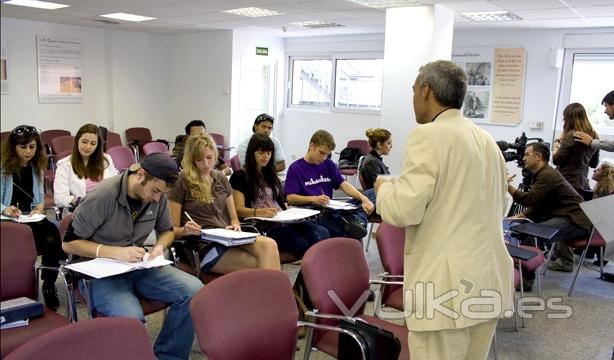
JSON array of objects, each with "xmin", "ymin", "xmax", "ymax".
[
  {"xmin": 325, "ymin": 199, "xmax": 358, "ymax": 211},
  {"xmin": 245, "ymin": 207, "xmax": 320, "ymax": 222},
  {"xmin": 200, "ymin": 228, "xmax": 258, "ymax": 247},
  {"xmin": 0, "ymin": 214, "xmax": 46, "ymax": 223},
  {"xmin": 64, "ymin": 256, "xmax": 172, "ymax": 279}
]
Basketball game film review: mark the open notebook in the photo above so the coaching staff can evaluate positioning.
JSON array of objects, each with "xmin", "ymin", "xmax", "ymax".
[
  {"xmin": 245, "ymin": 207, "xmax": 320, "ymax": 222},
  {"xmin": 200, "ymin": 228, "xmax": 258, "ymax": 247},
  {"xmin": 64, "ymin": 256, "xmax": 172, "ymax": 279},
  {"xmin": 0, "ymin": 214, "xmax": 46, "ymax": 223}
]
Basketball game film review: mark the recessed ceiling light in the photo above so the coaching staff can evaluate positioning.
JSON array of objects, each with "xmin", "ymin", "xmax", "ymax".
[
  {"xmin": 461, "ymin": 11, "xmax": 522, "ymax": 22},
  {"xmin": 347, "ymin": 0, "xmax": 420, "ymax": 9},
  {"xmin": 100, "ymin": 13, "xmax": 156, "ymax": 22},
  {"xmin": 291, "ymin": 20, "xmax": 346, "ymax": 29},
  {"xmin": 222, "ymin": 7, "xmax": 284, "ymax": 17},
  {"xmin": 3, "ymin": 0, "xmax": 69, "ymax": 10}
]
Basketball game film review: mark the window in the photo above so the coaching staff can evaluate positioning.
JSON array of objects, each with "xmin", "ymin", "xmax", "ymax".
[
  {"xmin": 288, "ymin": 55, "xmax": 384, "ymax": 112},
  {"xmin": 557, "ymin": 50, "xmax": 614, "ymax": 135}
]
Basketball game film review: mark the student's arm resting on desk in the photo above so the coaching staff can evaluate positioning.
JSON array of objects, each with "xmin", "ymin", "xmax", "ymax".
[
  {"xmin": 339, "ymin": 181, "xmax": 374, "ymax": 214},
  {"xmin": 168, "ymin": 199, "xmax": 201, "ymax": 238},
  {"xmin": 375, "ymin": 131, "xmax": 437, "ymax": 227},
  {"xmin": 225, "ymin": 194, "xmax": 241, "ymax": 231},
  {"xmin": 286, "ymin": 193, "xmax": 329, "ymax": 206}
]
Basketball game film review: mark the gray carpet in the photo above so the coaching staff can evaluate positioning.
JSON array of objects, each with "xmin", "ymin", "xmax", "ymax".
[{"xmin": 55, "ymin": 235, "xmax": 614, "ymax": 360}]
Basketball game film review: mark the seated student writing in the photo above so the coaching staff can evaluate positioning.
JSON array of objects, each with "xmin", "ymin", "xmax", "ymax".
[
  {"xmin": 230, "ymin": 133, "xmax": 329, "ymax": 259},
  {"xmin": 173, "ymin": 119, "xmax": 231, "ymax": 175},
  {"xmin": 284, "ymin": 129, "xmax": 374, "ymax": 240},
  {"xmin": 168, "ymin": 133, "xmax": 280, "ymax": 274}
]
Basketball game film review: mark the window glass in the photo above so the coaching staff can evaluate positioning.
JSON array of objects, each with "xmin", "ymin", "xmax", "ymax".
[
  {"xmin": 335, "ymin": 59, "xmax": 384, "ymax": 110},
  {"xmin": 290, "ymin": 59, "xmax": 331, "ymax": 106}
]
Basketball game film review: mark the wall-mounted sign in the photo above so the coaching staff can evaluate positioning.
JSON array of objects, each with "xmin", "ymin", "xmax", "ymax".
[
  {"xmin": 256, "ymin": 47, "xmax": 268, "ymax": 56},
  {"xmin": 37, "ymin": 36, "xmax": 83, "ymax": 103}
]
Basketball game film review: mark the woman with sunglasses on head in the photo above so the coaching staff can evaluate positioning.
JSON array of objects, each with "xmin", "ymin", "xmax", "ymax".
[
  {"xmin": 230, "ymin": 134, "xmax": 330, "ymax": 260},
  {"xmin": 53, "ymin": 123, "xmax": 118, "ymax": 210},
  {"xmin": 1, "ymin": 125, "xmax": 65, "ymax": 310}
]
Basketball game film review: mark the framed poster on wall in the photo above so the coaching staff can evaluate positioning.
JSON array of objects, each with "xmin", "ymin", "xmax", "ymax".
[
  {"xmin": 452, "ymin": 47, "xmax": 526, "ymax": 126},
  {"xmin": 1, "ymin": 38, "xmax": 8, "ymax": 94},
  {"xmin": 37, "ymin": 36, "xmax": 83, "ymax": 103}
]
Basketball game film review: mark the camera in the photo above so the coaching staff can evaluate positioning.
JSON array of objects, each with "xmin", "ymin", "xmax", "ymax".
[{"xmin": 497, "ymin": 132, "xmax": 547, "ymax": 191}]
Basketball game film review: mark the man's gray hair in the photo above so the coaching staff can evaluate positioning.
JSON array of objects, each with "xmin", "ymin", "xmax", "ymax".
[{"xmin": 416, "ymin": 60, "xmax": 467, "ymax": 109}]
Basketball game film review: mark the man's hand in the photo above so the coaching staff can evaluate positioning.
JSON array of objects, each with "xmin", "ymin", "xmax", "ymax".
[
  {"xmin": 361, "ymin": 198, "xmax": 374, "ymax": 215},
  {"xmin": 312, "ymin": 195, "xmax": 330, "ymax": 206},
  {"xmin": 257, "ymin": 208, "xmax": 278, "ymax": 218},
  {"xmin": 112, "ymin": 246, "xmax": 147, "ymax": 263},
  {"xmin": 182, "ymin": 220, "xmax": 202, "ymax": 237},
  {"xmin": 507, "ymin": 174, "xmax": 516, "ymax": 184},
  {"xmin": 574, "ymin": 131, "xmax": 593, "ymax": 146},
  {"xmin": 148, "ymin": 244, "xmax": 165, "ymax": 260}
]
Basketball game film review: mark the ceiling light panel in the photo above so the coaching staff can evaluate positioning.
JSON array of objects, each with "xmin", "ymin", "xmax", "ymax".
[
  {"xmin": 100, "ymin": 13, "xmax": 157, "ymax": 22},
  {"xmin": 347, "ymin": 0, "xmax": 421, "ymax": 9},
  {"xmin": 291, "ymin": 20, "xmax": 346, "ymax": 28},
  {"xmin": 3, "ymin": 0, "xmax": 69, "ymax": 10},
  {"xmin": 221, "ymin": 7, "xmax": 284, "ymax": 18},
  {"xmin": 461, "ymin": 11, "xmax": 522, "ymax": 22}
]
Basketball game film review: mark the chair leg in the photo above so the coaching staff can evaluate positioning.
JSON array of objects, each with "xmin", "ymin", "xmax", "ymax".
[
  {"xmin": 542, "ymin": 240, "xmax": 557, "ymax": 275},
  {"xmin": 364, "ymin": 223, "xmax": 374, "ymax": 252},
  {"xmin": 599, "ymin": 247, "xmax": 604, "ymax": 280},
  {"xmin": 568, "ymin": 240, "xmax": 591, "ymax": 297},
  {"xmin": 518, "ymin": 261, "xmax": 525, "ymax": 328},
  {"xmin": 513, "ymin": 290, "xmax": 518, "ymax": 331},
  {"xmin": 302, "ymin": 326, "xmax": 315, "ymax": 360}
]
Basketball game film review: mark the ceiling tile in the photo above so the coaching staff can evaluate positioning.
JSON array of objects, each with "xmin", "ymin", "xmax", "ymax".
[
  {"xmin": 572, "ymin": 5, "xmax": 614, "ymax": 17},
  {"xmin": 512, "ymin": 7, "xmax": 579, "ymax": 19}
]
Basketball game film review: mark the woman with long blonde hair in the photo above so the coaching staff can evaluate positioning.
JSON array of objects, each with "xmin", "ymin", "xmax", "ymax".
[
  {"xmin": 168, "ymin": 133, "xmax": 280, "ymax": 274},
  {"xmin": 553, "ymin": 102, "xmax": 599, "ymax": 193}
]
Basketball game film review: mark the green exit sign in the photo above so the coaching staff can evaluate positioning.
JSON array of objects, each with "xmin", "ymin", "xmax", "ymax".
[{"xmin": 256, "ymin": 47, "xmax": 268, "ymax": 56}]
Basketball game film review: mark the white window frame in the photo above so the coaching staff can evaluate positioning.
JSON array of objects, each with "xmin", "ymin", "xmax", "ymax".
[
  {"xmin": 286, "ymin": 52, "xmax": 384, "ymax": 115},
  {"xmin": 555, "ymin": 48, "xmax": 614, "ymax": 136}
]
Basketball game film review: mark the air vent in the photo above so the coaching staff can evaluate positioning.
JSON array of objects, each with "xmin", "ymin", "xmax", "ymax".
[
  {"xmin": 92, "ymin": 19, "xmax": 120, "ymax": 25},
  {"xmin": 291, "ymin": 20, "xmax": 346, "ymax": 29}
]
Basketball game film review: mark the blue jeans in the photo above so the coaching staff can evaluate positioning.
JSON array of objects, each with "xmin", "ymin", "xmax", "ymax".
[
  {"xmin": 266, "ymin": 222, "xmax": 330, "ymax": 258},
  {"xmin": 86, "ymin": 266, "xmax": 202, "ymax": 360}
]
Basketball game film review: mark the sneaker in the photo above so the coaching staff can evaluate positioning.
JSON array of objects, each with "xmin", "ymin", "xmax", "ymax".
[
  {"xmin": 42, "ymin": 285, "xmax": 59, "ymax": 311},
  {"xmin": 521, "ymin": 278, "xmax": 533, "ymax": 292},
  {"xmin": 345, "ymin": 221, "xmax": 367, "ymax": 240},
  {"xmin": 547, "ymin": 260, "xmax": 573, "ymax": 273}
]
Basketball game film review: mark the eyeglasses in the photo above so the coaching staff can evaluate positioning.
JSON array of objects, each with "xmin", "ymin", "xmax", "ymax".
[{"xmin": 11, "ymin": 126, "xmax": 38, "ymax": 135}]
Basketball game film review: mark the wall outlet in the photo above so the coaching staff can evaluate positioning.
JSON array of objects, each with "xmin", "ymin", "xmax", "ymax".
[{"xmin": 530, "ymin": 121, "xmax": 544, "ymax": 129}]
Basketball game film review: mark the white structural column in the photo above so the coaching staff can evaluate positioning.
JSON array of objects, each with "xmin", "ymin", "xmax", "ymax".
[{"xmin": 380, "ymin": 5, "xmax": 455, "ymax": 174}]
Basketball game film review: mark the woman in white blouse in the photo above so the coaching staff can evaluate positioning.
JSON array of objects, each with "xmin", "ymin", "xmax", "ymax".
[{"xmin": 53, "ymin": 123, "xmax": 118, "ymax": 209}]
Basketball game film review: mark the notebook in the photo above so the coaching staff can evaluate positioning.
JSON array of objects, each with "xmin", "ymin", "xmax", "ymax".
[
  {"xmin": 200, "ymin": 228, "xmax": 258, "ymax": 247},
  {"xmin": 64, "ymin": 256, "xmax": 172, "ymax": 279},
  {"xmin": 245, "ymin": 207, "xmax": 320, "ymax": 222}
]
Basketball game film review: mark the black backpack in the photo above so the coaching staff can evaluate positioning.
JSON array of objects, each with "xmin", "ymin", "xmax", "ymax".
[{"xmin": 338, "ymin": 147, "xmax": 362, "ymax": 169}]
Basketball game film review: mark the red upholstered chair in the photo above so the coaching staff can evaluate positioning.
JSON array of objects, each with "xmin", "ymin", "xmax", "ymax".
[
  {"xmin": 209, "ymin": 132, "xmax": 234, "ymax": 161},
  {"xmin": 229, "ymin": 155, "xmax": 241, "ymax": 172},
  {"xmin": 1, "ymin": 223, "xmax": 68, "ymax": 358},
  {"xmin": 339, "ymin": 140, "xmax": 370, "ymax": 179},
  {"xmin": 41, "ymin": 129, "xmax": 70, "ymax": 155},
  {"xmin": 104, "ymin": 131, "xmax": 123, "ymax": 151},
  {"xmin": 358, "ymin": 169, "xmax": 382, "ymax": 251},
  {"xmin": 106, "ymin": 146, "xmax": 136, "ymax": 173},
  {"xmin": 50, "ymin": 135, "xmax": 75, "ymax": 156},
  {"xmin": 142, "ymin": 141, "xmax": 169, "ymax": 156},
  {"xmin": 567, "ymin": 229, "xmax": 607, "ymax": 296},
  {"xmin": 5, "ymin": 318, "xmax": 154, "ymax": 360},
  {"xmin": 190, "ymin": 269, "xmax": 300, "ymax": 359},
  {"xmin": 374, "ymin": 223, "xmax": 405, "ymax": 313},
  {"xmin": 301, "ymin": 237, "xmax": 409, "ymax": 360}
]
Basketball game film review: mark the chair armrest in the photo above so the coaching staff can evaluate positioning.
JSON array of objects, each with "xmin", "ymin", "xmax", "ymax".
[
  {"xmin": 378, "ymin": 272, "xmax": 404, "ymax": 279},
  {"xmin": 369, "ymin": 279, "xmax": 404, "ymax": 286},
  {"xmin": 297, "ymin": 321, "xmax": 367, "ymax": 360}
]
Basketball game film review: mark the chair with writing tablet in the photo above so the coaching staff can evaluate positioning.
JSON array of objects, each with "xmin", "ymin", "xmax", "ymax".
[
  {"xmin": 4, "ymin": 317, "xmax": 154, "ymax": 360},
  {"xmin": 57, "ymin": 214, "xmax": 170, "ymax": 322},
  {"xmin": 106, "ymin": 146, "xmax": 136, "ymax": 173},
  {"xmin": 1, "ymin": 222, "xmax": 68, "ymax": 358}
]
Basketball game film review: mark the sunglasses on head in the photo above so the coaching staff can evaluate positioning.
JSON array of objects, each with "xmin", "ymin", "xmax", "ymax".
[{"xmin": 11, "ymin": 126, "xmax": 38, "ymax": 135}]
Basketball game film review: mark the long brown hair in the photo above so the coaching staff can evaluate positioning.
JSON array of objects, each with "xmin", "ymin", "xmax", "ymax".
[
  {"xmin": 71, "ymin": 124, "xmax": 109, "ymax": 181},
  {"xmin": 562, "ymin": 103, "xmax": 598, "ymax": 138},
  {"xmin": 1, "ymin": 125, "xmax": 47, "ymax": 179}
]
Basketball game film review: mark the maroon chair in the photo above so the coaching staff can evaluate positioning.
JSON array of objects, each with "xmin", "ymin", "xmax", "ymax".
[
  {"xmin": 1, "ymin": 223, "xmax": 68, "ymax": 358},
  {"xmin": 50, "ymin": 135, "xmax": 75, "ymax": 156},
  {"xmin": 41, "ymin": 129, "xmax": 70, "ymax": 154},
  {"xmin": 339, "ymin": 139, "xmax": 370, "ymax": 178},
  {"xmin": 567, "ymin": 229, "xmax": 607, "ymax": 296},
  {"xmin": 358, "ymin": 169, "xmax": 382, "ymax": 251},
  {"xmin": 209, "ymin": 132, "xmax": 231, "ymax": 161},
  {"xmin": 301, "ymin": 237, "xmax": 409, "ymax": 360},
  {"xmin": 142, "ymin": 141, "xmax": 169, "ymax": 156},
  {"xmin": 5, "ymin": 318, "xmax": 154, "ymax": 360},
  {"xmin": 190, "ymin": 269, "xmax": 299, "ymax": 359},
  {"xmin": 55, "ymin": 150, "xmax": 72, "ymax": 161},
  {"xmin": 104, "ymin": 131, "xmax": 122, "ymax": 151},
  {"xmin": 374, "ymin": 223, "xmax": 405, "ymax": 313},
  {"xmin": 229, "ymin": 155, "xmax": 241, "ymax": 172},
  {"xmin": 106, "ymin": 146, "xmax": 136, "ymax": 173}
]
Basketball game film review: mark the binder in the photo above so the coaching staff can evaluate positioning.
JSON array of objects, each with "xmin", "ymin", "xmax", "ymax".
[
  {"xmin": 1, "ymin": 297, "xmax": 43, "ymax": 324},
  {"xmin": 200, "ymin": 228, "xmax": 258, "ymax": 247}
]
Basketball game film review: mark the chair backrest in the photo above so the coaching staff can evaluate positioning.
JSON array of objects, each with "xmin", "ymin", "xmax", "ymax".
[
  {"xmin": 301, "ymin": 238, "xmax": 370, "ymax": 320},
  {"xmin": 209, "ymin": 132, "xmax": 226, "ymax": 160},
  {"xmin": 55, "ymin": 150, "xmax": 72, "ymax": 162},
  {"xmin": 41, "ymin": 129, "xmax": 71, "ymax": 153},
  {"xmin": 347, "ymin": 139, "xmax": 370, "ymax": 156},
  {"xmin": 105, "ymin": 131, "xmax": 122, "ymax": 151},
  {"xmin": 142, "ymin": 141, "xmax": 169, "ymax": 156},
  {"xmin": 375, "ymin": 223, "xmax": 405, "ymax": 301},
  {"xmin": 50, "ymin": 135, "xmax": 75, "ymax": 155},
  {"xmin": 4, "ymin": 318, "xmax": 155, "ymax": 360},
  {"xmin": 229, "ymin": 155, "xmax": 241, "ymax": 172},
  {"xmin": 125, "ymin": 127, "xmax": 152, "ymax": 145},
  {"xmin": 1, "ymin": 131, "xmax": 10, "ymax": 143},
  {"xmin": 106, "ymin": 146, "xmax": 136, "ymax": 172},
  {"xmin": 59, "ymin": 213, "xmax": 73, "ymax": 239},
  {"xmin": 1, "ymin": 223, "xmax": 38, "ymax": 301},
  {"xmin": 190, "ymin": 269, "xmax": 298, "ymax": 360}
]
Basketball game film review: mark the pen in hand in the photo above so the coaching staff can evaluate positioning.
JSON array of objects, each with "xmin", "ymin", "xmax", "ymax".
[{"xmin": 183, "ymin": 211, "xmax": 202, "ymax": 236}]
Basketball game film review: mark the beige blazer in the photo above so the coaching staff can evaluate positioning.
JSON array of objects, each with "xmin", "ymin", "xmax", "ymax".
[{"xmin": 377, "ymin": 109, "xmax": 514, "ymax": 332}]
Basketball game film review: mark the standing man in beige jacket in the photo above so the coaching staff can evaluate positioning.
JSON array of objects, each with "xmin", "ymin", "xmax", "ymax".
[{"xmin": 375, "ymin": 60, "xmax": 514, "ymax": 360}]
